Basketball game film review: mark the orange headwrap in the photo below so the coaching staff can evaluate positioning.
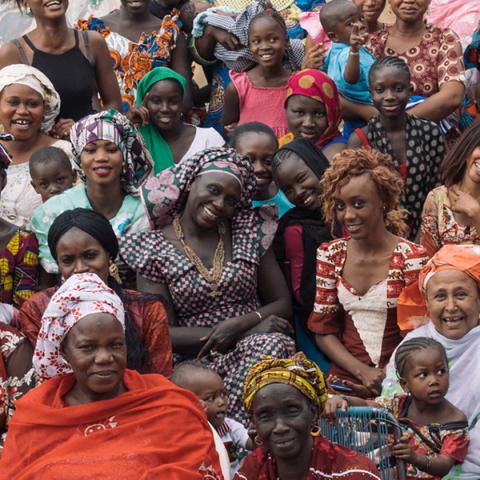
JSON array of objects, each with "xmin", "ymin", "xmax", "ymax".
[{"xmin": 397, "ymin": 244, "xmax": 480, "ymax": 330}]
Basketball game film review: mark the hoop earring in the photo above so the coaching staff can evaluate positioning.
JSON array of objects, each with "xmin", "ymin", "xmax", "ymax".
[
  {"xmin": 254, "ymin": 435, "xmax": 263, "ymax": 445},
  {"xmin": 311, "ymin": 425, "xmax": 321, "ymax": 437}
]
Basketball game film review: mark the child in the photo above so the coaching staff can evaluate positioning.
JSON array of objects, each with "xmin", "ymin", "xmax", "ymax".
[
  {"xmin": 223, "ymin": 6, "xmax": 292, "ymax": 138},
  {"xmin": 326, "ymin": 338, "xmax": 470, "ymax": 479},
  {"xmin": 29, "ymin": 147, "xmax": 76, "ymax": 202},
  {"xmin": 229, "ymin": 122, "xmax": 293, "ymax": 217},
  {"xmin": 172, "ymin": 361, "xmax": 253, "ymax": 475},
  {"xmin": 352, "ymin": 0, "xmax": 386, "ymax": 33}
]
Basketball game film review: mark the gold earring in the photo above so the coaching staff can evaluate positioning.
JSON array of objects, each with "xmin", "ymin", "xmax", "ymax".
[
  {"xmin": 311, "ymin": 425, "xmax": 321, "ymax": 437},
  {"xmin": 254, "ymin": 435, "xmax": 263, "ymax": 445}
]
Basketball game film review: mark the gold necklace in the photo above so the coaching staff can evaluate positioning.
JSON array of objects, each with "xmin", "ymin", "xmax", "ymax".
[{"xmin": 173, "ymin": 215, "xmax": 225, "ymax": 297}]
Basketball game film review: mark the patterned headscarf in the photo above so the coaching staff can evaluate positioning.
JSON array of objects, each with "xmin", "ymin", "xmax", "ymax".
[
  {"xmin": 243, "ymin": 352, "xmax": 328, "ymax": 413},
  {"xmin": 33, "ymin": 273, "xmax": 125, "ymax": 380},
  {"xmin": 286, "ymin": 69, "xmax": 342, "ymax": 147},
  {"xmin": 0, "ymin": 132, "xmax": 14, "ymax": 170},
  {"xmin": 70, "ymin": 109, "xmax": 153, "ymax": 193},
  {"xmin": 142, "ymin": 146, "xmax": 255, "ymax": 229},
  {"xmin": 0, "ymin": 64, "xmax": 61, "ymax": 133}
]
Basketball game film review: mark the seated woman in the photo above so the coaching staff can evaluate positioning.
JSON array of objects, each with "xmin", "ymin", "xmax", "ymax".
[
  {"xmin": 234, "ymin": 352, "xmax": 381, "ymax": 479},
  {"xmin": 280, "ymin": 69, "xmax": 346, "ymax": 161},
  {"xmin": 271, "ymin": 138, "xmax": 332, "ymax": 370},
  {"xmin": 309, "ymin": 149, "xmax": 428, "ymax": 397},
  {"xmin": 349, "ymin": 56, "xmax": 446, "ymax": 238},
  {"xmin": 120, "ymin": 146, "xmax": 295, "ymax": 425},
  {"xmin": 18, "ymin": 208, "xmax": 172, "ymax": 377},
  {"xmin": 384, "ymin": 244, "xmax": 480, "ymax": 479},
  {"xmin": 131, "ymin": 67, "xmax": 224, "ymax": 174},
  {"xmin": 0, "ymin": 65, "xmax": 72, "ymax": 227},
  {"xmin": 421, "ymin": 119, "xmax": 480, "ymax": 257},
  {"xmin": 31, "ymin": 109, "xmax": 152, "ymax": 278},
  {"xmin": 0, "ymin": 135, "xmax": 38, "ymax": 309},
  {"xmin": 1, "ymin": 273, "xmax": 222, "ymax": 479}
]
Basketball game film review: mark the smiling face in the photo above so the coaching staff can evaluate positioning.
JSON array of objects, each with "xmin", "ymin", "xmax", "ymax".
[
  {"xmin": 184, "ymin": 172, "xmax": 242, "ymax": 229},
  {"xmin": 248, "ymin": 16, "xmax": 287, "ymax": 68},
  {"xmin": 274, "ymin": 151, "xmax": 322, "ymax": 210},
  {"xmin": 425, "ymin": 269, "xmax": 480, "ymax": 340},
  {"xmin": 286, "ymin": 95, "xmax": 328, "ymax": 144},
  {"xmin": 465, "ymin": 146, "xmax": 480, "ymax": 185},
  {"xmin": 26, "ymin": 0, "xmax": 68, "ymax": 19},
  {"xmin": 252, "ymin": 383, "xmax": 316, "ymax": 461},
  {"xmin": 353, "ymin": 0, "xmax": 386, "ymax": 23},
  {"xmin": 30, "ymin": 159, "xmax": 76, "ymax": 201},
  {"xmin": 145, "ymin": 79, "xmax": 184, "ymax": 133},
  {"xmin": 121, "ymin": 0, "xmax": 150, "ymax": 14},
  {"xmin": 334, "ymin": 173, "xmax": 385, "ymax": 238},
  {"xmin": 388, "ymin": 0, "xmax": 430, "ymax": 23},
  {"xmin": 80, "ymin": 140, "xmax": 123, "ymax": 187},
  {"xmin": 0, "ymin": 84, "xmax": 45, "ymax": 141},
  {"xmin": 370, "ymin": 66, "xmax": 411, "ymax": 118},
  {"xmin": 62, "ymin": 313, "xmax": 126, "ymax": 402}
]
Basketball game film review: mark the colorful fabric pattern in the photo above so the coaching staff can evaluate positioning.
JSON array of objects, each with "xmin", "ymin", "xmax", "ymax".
[
  {"xmin": 464, "ymin": 21, "xmax": 480, "ymax": 69},
  {"xmin": 286, "ymin": 69, "xmax": 342, "ymax": 147},
  {"xmin": 0, "ymin": 229, "xmax": 38, "ymax": 309},
  {"xmin": 70, "ymin": 109, "xmax": 153, "ymax": 193},
  {"xmin": 0, "ymin": 133, "xmax": 13, "ymax": 169},
  {"xmin": 366, "ymin": 23, "xmax": 465, "ymax": 98},
  {"xmin": 33, "ymin": 273, "xmax": 125, "ymax": 380}
]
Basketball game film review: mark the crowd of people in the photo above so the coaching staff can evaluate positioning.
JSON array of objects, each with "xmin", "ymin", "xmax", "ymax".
[{"xmin": 0, "ymin": 0, "xmax": 479, "ymax": 478}]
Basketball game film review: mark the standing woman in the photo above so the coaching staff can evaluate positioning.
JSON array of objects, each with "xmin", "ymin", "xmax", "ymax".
[
  {"xmin": 309, "ymin": 149, "xmax": 428, "ymax": 397},
  {"xmin": 0, "ymin": 0, "xmax": 121, "ymax": 139}
]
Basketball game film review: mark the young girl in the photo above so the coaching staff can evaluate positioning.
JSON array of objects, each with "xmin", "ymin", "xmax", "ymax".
[
  {"xmin": 222, "ymin": 7, "xmax": 292, "ymax": 137},
  {"xmin": 326, "ymin": 338, "xmax": 470, "ymax": 479},
  {"xmin": 348, "ymin": 56, "xmax": 446, "ymax": 238},
  {"xmin": 229, "ymin": 122, "xmax": 293, "ymax": 217}
]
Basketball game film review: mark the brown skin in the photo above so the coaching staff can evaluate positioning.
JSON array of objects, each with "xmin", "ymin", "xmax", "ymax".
[
  {"xmin": 353, "ymin": 0, "xmax": 386, "ymax": 33},
  {"xmin": 30, "ymin": 160, "xmax": 76, "ymax": 202},
  {"xmin": 136, "ymin": 172, "xmax": 293, "ymax": 357},
  {"xmin": 0, "ymin": 0, "xmax": 121, "ymax": 139}
]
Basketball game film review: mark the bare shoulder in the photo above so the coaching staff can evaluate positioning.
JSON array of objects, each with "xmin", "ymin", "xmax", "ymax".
[
  {"xmin": 0, "ymin": 41, "xmax": 23, "ymax": 67},
  {"xmin": 445, "ymin": 400, "xmax": 468, "ymax": 424}
]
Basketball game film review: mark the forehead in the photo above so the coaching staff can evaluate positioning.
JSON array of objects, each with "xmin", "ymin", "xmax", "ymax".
[
  {"xmin": 275, "ymin": 151, "xmax": 311, "ymax": 178},
  {"xmin": 287, "ymin": 95, "xmax": 326, "ymax": 112},
  {"xmin": 148, "ymin": 79, "xmax": 183, "ymax": 97},
  {"xmin": 68, "ymin": 313, "xmax": 123, "ymax": 340},
  {"xmin": 187, "ymin": 369, "xmax": 224, "ymax": 392},
  {"xmin": 406, "ymin": 346, "xmax": 446, "ymax": 368},
  {"xmin": 56, "ymin": 227, "xmax": 104, "ymax": 251},
  {"xmin": 193, "ymin": 171, "xmax": 242, "ymax": 195},
  {"xmin": 336, "ymin": 172, "xmax": 377, "ymax": 197},
  {"xmin": 31, "ymin": 159, "xmax": 70, "ymax": 177},
  {"xmin": 252, "ymin": 383, "xmax": 307, "ymax": 410},
  {"xmin": 250, "ymin": 15, "xmax": 284, "ymax": 33},
  {"xmin": 371, "ymin": 66, "xmax": 410, "ymax": 84},
  {"xmin": 427, "ymin": 269, "xmax": 478, "ymax": 292},
  {"xmin": 336, "ymin": 3, "xmax": 361, "ymax": 21},
  {"xmin": 235, "ymin": 131, "xmax": 277, "ymax": 152},
  {"xmin": 2, "ymin": 83, "xmax": 43, "ymax": 99}
]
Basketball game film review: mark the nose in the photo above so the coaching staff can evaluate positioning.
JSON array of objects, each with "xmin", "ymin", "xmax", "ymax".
[
  {"xmin": 48, "ymin": 184, "xmax": 61, "ymax": 195},
  {"xmin": 272, "ymin": 417, "xmax": 290, "ymax": 435},
  {"xmin": 253, "ymin": 159, "xmax": 267, "ymax": 176},
  {"xmin": 445, "ymin": 294, "xmax": 458, "ymax": 312},
  {"xmin": 94, "ymin": 347, "xmax": 114, "ymax": 365},
  {"xmin": 301, "ymin": 113, "xmax": 315, "ymax": 127},
  {"xmin": 73, "ymin": 258, "xmax": 89, "ymax": 274},
  {"xmin": 16, "ymin": 102, "xmax": 28, "ymax": 115},
  {"xmin": 343, "ymin": 205, "xmax": 356, "ymax": 222},
  {"xmin": 158, "ymin": 100, "xmax": 171, "ymax": 113}
]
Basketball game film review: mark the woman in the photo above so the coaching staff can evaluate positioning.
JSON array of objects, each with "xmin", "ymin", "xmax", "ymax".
[
  {"xmin": 120, "ymin": 146, "xmax": 295, "ymax": 425},
  {"xmin": 234, "ymin": 353, "xmax": 381, "ymax": 479},
  {"xmin": 271, "ymin": 138, "xmax": 332, "ymax": 370},
  {"xmin": 280, "ymin": 69, "xmax": 346, "ymax": 161},
  {"xmin": 131, "ymin": 67, "xmax": 224, "ymax": 174},
  {"xmin": 421, "ymin": 119, "xmax": 480, "ymax": 257},
  {"xmin": 365, "ymin": 0, "xmax": 465, "ymax": 124},
  {"xmin": 1, "ymin": 273, "xmax": 222, "ymax": 479},
  {"xmin": 0, "ymin": 64, "xmax": 72, "ymax": 227},
  {"xmin": 18, "ymin": 208, "xmax": 172, "ymax": 377},
  {"xmin": 76, "ymin": 0, "xmax": 192, "ymax": 112},
  {"xmin": 387, "ymin": 244, "xmax": 480, "ymax": 478},
  {"xmin": 309, "ymin": 149, "xmax": 428, "ymax": 397},
  {"xmin": 0, "ymin": 0, "xmax": 121, "ymax": 138},
  {"xmin": 31, "ymin": 109, "xmax": 152, "ymax": 277}
]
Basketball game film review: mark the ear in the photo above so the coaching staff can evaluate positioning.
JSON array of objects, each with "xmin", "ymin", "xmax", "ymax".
[{"xmin": 399, "ymin": 376, "xmax": 409, "ymax": 394}]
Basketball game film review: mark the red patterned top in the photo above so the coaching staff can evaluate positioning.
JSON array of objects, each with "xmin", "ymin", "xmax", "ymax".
[
  {"xmin": 366, "ymin": 23, "xmax": 464, "ymax": 97},
  {"xmin": 308, "ymin": 239, "xmax": 428, "ymax": 383}
]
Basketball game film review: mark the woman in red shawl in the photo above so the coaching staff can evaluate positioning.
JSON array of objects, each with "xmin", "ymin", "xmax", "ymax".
[{"xmin": 0, "ymin": 273, "xmax": 222, "ymax": 480}]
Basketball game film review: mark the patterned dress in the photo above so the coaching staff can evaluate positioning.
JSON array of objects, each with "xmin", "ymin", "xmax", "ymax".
[{"xmin": 308, "ymin": 239, "xmax": 428, "ymax": 385}]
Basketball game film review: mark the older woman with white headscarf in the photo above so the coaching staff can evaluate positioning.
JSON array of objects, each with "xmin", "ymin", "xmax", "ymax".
[{"xmin": 0, "ymin": 64, "xmax": 73, "ymax": 227}]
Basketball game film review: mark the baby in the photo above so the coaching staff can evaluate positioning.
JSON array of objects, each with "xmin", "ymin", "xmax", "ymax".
[
  {"xmin": 172, "ymin": 361, "xmax": 253, "ymax": 475},
  {"xmin": 29, "ymin": 147, "xmax": 76, "ymax": 202}
]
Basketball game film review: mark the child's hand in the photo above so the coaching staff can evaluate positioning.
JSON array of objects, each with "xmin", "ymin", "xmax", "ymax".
[
  {"xmin": 302, "ymin": 43, "xmax": 327, "ymax": 70},
  {"xmin": 391, "ymin": 433, "xmax": 416, "ymax": 463},
  {"xmin": 349, "ymin": 23, "xmax": 368, "ymax": 52},
  {"xmin": 324, "ymin": 395, "xmax": 348, "ymax": 421}
]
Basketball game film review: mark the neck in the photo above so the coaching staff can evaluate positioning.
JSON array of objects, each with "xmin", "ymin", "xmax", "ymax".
[
  {"xmin": 119, "ymin": 6, "xmax": 153, "ymax": 23},
  {"xmin": 380, "ymin": 112, "xmax": 407, "ymax": 132},
  {"xmin": 460, "ymin": 176, "xmax": 480, "ymax": 197},
  {"xmin": 258, "ymin": 63, "xmax": 285, "ymax": 79},
  {"xmin": 276, "ymin": 437, "xmax": 313, "ymax": 480},
  {"xmin": 34, "ymin": 17, "xmax": 70, "ymax": 47},
  {"xmin": 65, "ymin": 380, "xmax": 126, "ymax": 406},
  {"xmin": 86, "ymin": 181, "xmax": 124, "ymax": 220},
  {"xmin": 3, "ymin": 134, "xmax": 44, "ymax": 163},
  {"xmin": 365, "ymin": 19, "xmax": 381, "ymax": 34},
  {"xmin": 393, "ymin": 18, "xmax": 425, "ymax": 36},
  {"xmin": 350, "ymin": 224, "xmax": 396, "ymax": 255},
  {"xmin": 160, "ymin": 121, "xmax": 187, "ymax": 141}
]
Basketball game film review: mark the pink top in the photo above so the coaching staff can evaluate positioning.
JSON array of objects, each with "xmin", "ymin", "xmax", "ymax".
[{"xmin": 230, "ymin": 71, "xmax": 289, "ymax": 138}]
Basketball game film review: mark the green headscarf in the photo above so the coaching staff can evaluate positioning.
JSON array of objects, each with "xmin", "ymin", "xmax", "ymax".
[{"xmin": 135, "ymin": 67, "xmax": 187, "ymax": 174}]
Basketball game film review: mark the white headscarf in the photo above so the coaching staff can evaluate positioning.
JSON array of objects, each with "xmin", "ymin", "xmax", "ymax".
[{"xmin": 0, "ymin": 64, "xmax": 61, "ymax": 132}]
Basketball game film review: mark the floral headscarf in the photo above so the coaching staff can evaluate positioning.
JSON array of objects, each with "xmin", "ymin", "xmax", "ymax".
[
  {"xmin": 243, "ymin": 352, "xmax": 328, "ymax": 412},
  {"xmin": 33, "ymin": 273, "xmax": 125, "ymax": 380},
  {"xmin": 0, "ymin": 64, "xmax": 61, "ymax": 133},
  {"xmin": 0, "ymin": 132, "xmax": 14, "ymax": 170},
  {"xmin": 286, "ymin": 69, "xmax": 342, "ymax": 147},
  {"xmin": 142, "ymin": 146, "xmax": 256, "ymax": 229},
  {"xmin": 70, "ymin": 109, "xmax": 153, "ymax": 193}
]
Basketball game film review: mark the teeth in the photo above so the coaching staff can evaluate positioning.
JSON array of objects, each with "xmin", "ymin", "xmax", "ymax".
[
  {"xmin": 204, "ymin": 206, "xmax": 218, "ymax": 219},
  {"xmin": 13, "ymin": 120, "xmax": 30, "ymax": 125}
]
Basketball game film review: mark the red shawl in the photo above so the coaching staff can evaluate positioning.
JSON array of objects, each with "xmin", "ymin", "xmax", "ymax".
[{"xmin": 0, "ymin": 369, "xmax": 222, "ymax": 480}]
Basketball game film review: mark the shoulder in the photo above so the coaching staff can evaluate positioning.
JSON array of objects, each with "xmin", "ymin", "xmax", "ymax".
[
  {"xmin": 0, "ymin": 41, "xmax": 23, "ymax": 66},
  {"xmin": 428, "ymin": 24, "xmax": 461, "ymax": 45},
  {"xmin": 194, "ymin": 126, "xmax": 225, "ymax": 146},
  {"xmin": 395, "ymin": 238, "xmax": 428, "ymax": 259},
  {"xmin": 426, "ymin": 185, "xmax": 448, "ymax": 204},
  {"xmin": 318, "ymin": 238, "xmax": 348, "ymax": 256},
  {"xmin": 32, "ymin": 185, "xmax": 83, "ymax": 226}
]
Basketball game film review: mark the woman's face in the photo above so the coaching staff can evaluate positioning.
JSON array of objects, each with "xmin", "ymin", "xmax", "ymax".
[
  {"xmin": 80, "ymin": 140, "xmax": 123, "ymax": 187},
  {"xmin": 286, "ymin": 95, "xmax": 328, "ymax": 144},
  {"xmin": 465, "ymin": 147, "xmax": 480, "ymax": 185},
  {"xmin": 353, "ymin": 0, "xmax": 386, "ymax": 23},
  {"xmin": 426, "ymin": 269, "xmax": 480, "ymax": 340},
  {"xmin": 273, "ymin": 152, "xmax": 322, "ymax": 210},
  {"xmin": 55, "ymin": 228, "xmax": 111, "ymax": 283},
  {"xmin": 145, "ymin": 79, "xmax": 184, "ymax": 132},
  {"xmin": 334, "ymin": 173, "xmax": 385, "ymax": 239},
  {"xmin": 62, "ymin": 313, "xmax": 126, "ymax": 400},
  {"xmin": 184, "ymin": 172, "xmax": 242, "ymax": 229},
  {"xmin": 252, "ymin": 383, "xmax": 316, "ymax": 461},
  {"xmin": 26, "ymin": 0, "xmax": 68, "ymax": 19},
  {"xmin": 0, "ymin": 84, "xmax": 44, "ymax": 141},
  {"xmin": 389, "ymin": 0, "xmax": 431, "ymax": 23}
]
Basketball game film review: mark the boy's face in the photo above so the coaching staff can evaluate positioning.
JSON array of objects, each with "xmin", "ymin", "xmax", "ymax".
[
  {"xmin": 328, "ymin": 4, "xmax": 366, "ymax": 44},
  {"xmin": 31, "ymin": 160, "xmax": 76, "ymax": 201}
]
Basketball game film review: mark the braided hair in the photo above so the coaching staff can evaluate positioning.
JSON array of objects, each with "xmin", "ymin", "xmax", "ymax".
[
  {"xmin": 248, "ymin": 1, "xmax": 289, "ymax": 40},
  {"xmin": 395, "ymin": 337, "xmax": 448, "ymax": 378},
  {"xmin": 368, "ymin": 55, "xmax": 411, "ymax": 86}
]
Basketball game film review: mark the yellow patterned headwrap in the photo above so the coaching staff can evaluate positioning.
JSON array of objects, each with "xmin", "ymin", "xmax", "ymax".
[{"xmin": 243, "ymin": 353, "xmax": 328, "ymax": 412}]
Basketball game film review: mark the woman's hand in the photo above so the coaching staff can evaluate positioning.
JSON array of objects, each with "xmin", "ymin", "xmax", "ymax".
[
  {"xmin": 448, "ymin": 186, "xmax": 480, "ymax": 222},
  {"xmin": 327, "ymin": 374, "xmax": 373, "ymax": 398},
  {"xmin": 53, "ymin": 118, "xmax": 75, "ymax": 140},
  {"xmin": 197, "ymin": 317, "xmax": 246, "ymax": 357},
  {"xmin": 128, "ymin": 92, "xmax": 150, "ymax": 127},
  {"xmin": 357, "ymin": 366, "xmax": 385, "ymax": 397},
  {"xmin": 247, "ymin": 315, "xmax": 294, "ymax": 336},
  {"xmin": 324, "ymin": 395, "xmax": 348, "ymax": 421}
]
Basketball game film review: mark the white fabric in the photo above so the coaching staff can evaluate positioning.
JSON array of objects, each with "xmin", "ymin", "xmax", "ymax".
[
  {"xmin": 179, "ymin": 126, "xmax": 225, "ymax": 164},
  {"xmin": 219, "ymin": 417, "xmax": 250, "ymax": 476},
  {"xmin": 209, "ymin": 422, "xmax": 232, "ymax": 480},
  {"xmin": 382, "ymin": 321, "xmax": 480, "ymax": 479}
]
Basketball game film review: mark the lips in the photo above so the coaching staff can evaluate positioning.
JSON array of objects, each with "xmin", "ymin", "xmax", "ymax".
[
  {"xmin": 92, "ymin": 165, "xmax": 113, "ymax": 177},
  {"xmin": 299, "ymin": 192, "xmax": 317, "ymax": 209},
  {"xmin": 202, "ymin": 205, "xmax": 221, "ymax": 222},
  {"xmin": 382, "ymin": 104, "xmax": 401, "ymax": 112},
  {"xmin": 91, "ymin": 370, "xmax": 118, "ymax": 379},
  {"xmin": 345, "ymin": 224, "xmax": 362, "ymax": 234},
  {"xmin": 44, "ymin": 0, "xmax": 62, "ymax": 9},
  {"xmin": 11, "ymin": 118, "xmax": 32, "ymax": 130}
]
